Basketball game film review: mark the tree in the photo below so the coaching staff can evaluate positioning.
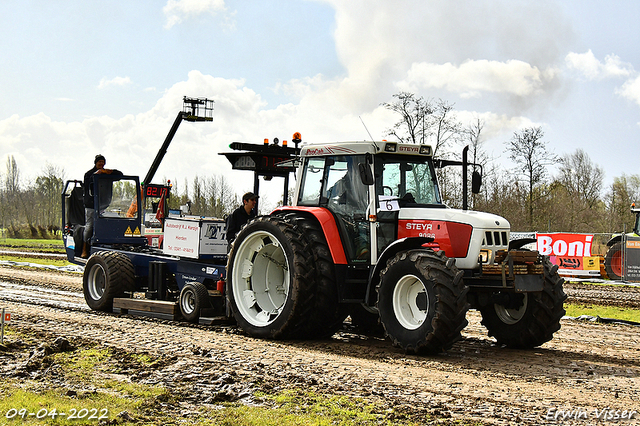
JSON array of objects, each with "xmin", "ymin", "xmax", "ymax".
[
  {"xmin": 604, "ymin": 174, "xmax": 640, "ymax": 233},
  {"xmin": 430, "ymin": 99, "xmax": 463, "ymax": 156},
  {"xmin": 466, "ymin": 117, "xmax": 489, "ymax": 209},
  {"xmin": 3, "ymin": 156, "xmax": 21, "ymax": 234},
  {"xmin": 382, "ymin": 92, "xmax": 433, "ymax": 145},
  {"xmin": 555, "ymin": 149, "xmax": 605, "ymax": 232},
  {"xmin": 506, "ymin": 127, "xmax": 558, "ymax": 230},
  {"xmin": 34, "ymin": 163, "xmax": 65, "ymax": 230}
]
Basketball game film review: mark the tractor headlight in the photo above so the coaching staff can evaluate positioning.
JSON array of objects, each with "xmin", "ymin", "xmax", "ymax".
[{"xmin": 478, "ymin": 249, "xmax": 492, "ymax": 264}]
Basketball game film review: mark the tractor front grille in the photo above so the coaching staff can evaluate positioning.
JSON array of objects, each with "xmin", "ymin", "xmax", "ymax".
[{"xmin": 483, "ymin": 231, "xmax": 508, "ymax": 248}]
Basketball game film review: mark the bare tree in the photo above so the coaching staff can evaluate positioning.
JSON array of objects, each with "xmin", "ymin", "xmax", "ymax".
[
  {"xmin": 430, "ymin": 99, "xmax": 463, "ymax": 156},
  {"xmin": 556, "ymin": 149, "xmax": 605, "ymax": 231},
  {"xmin": 506, "ymin": 127, "xmax": 558, "ymax": 229},
  {"xmin": 382, "ymin": 92, "xmax": 433, "ymax": 145},
  {"xmin": 604, "ymin": 174, "xmax": 640, "ymax": 233},
  {"xmin": 34, "ymin": 163, "xmax": 65, "ymax": 230},
  {"xmin": 466, "ymin": 117, "xmax": 489, "ymax": 209}
]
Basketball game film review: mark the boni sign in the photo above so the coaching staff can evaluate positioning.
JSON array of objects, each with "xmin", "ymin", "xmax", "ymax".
[{"xmin": 536, "ymin": 233, "xmax": 600, "ymax": 277}]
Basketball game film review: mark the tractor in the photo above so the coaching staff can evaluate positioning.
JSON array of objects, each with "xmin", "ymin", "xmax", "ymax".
[
  {"xmin": 226, "ymin": 139, "xmax": 567, "ymax": 354},
  {"xmin": 604, "ymin": 203, "xmax": 640, "ymax": 280},
  {"xmin": 62, "ymin": 96, "xmax": 566, "ymax": 354}
]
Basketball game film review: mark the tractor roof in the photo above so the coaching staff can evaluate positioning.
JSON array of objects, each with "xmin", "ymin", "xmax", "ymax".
[{"xmin": 300, "ymin": 141, "xmax": 433, "ymax": 157}]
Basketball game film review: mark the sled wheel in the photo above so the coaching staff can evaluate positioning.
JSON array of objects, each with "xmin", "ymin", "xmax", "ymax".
[
  {"xmin": 83, "ymin": 251, "xmax": 134, "ymax": 311},
  {"xmin": 180, "ymin": 282, "xmax": 210, "ymax": 323}
]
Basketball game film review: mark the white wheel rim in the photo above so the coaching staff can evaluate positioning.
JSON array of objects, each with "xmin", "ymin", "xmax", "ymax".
[
  {"xmin": 181, "ymin": 287, "xmax": 196, "ymax": 315},
  {"xmin": 494, "ymin": 294, "xmax": 528, "ymax": 325},
  {"xmin": 87, "ymin": 263, "xmax": 106, "ymax": 300},
  {"xmin": 232, "ymin": 230, "xmax": 290, "ymax": 327},
  {"xmin": 392, "ymin": 274, "xmax": 428, "ymax": 330}
]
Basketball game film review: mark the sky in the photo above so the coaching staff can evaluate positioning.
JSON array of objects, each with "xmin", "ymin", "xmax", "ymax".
[{"xmin": 1, "ymin": 0, "xmax": 640, "ymax": 211}]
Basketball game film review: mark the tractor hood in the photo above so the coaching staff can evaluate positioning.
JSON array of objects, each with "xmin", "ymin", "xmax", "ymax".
[
  {"xmin": 396, "ymin": 207, "xmax": 511, "ymax": 269},
  {"xmin": 398, "ymin": 207, "xmax": 510, "ymax": 231}
]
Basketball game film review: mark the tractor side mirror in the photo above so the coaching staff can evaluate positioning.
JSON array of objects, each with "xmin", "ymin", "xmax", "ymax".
[
  {"xmin": 471, "ymin": 170, "xmax": 482, "ymax": 194},
  {"xmin": 358, "ymin": 163, "xmax": 374, "ymax": 186}
]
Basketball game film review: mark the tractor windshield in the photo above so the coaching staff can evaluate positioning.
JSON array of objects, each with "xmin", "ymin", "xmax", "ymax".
[
  {"xmin": 375, "ymin": 155, "xmax": 441, "ymax": 206},
  {"xmin": 96, "ymin": 177, "xmax": 140, "ymax": 219}
]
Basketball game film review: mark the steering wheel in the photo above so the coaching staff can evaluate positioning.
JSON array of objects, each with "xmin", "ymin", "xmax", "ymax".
[{"xmin": 382, "ymin": 186, "xmax": 393, "ymax": 196}]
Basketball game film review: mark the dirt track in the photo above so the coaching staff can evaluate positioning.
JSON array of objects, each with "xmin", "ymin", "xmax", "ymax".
[{"xmin": 1, "ymin": 266, "xmax": 639, "ymax": 425}]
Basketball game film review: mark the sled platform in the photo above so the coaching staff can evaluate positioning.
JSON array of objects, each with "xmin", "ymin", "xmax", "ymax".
[{"xmin": 113, "ymin": 298, "xmax": 179, "ymax": 320}]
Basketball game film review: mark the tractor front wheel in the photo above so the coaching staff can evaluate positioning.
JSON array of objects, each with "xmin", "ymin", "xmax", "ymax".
[
  {"xmin": 479, "ymin": 257, "xmax": 566, "ymax": 348},
  {"xmin": 377, "ymin": 249, "xmax": 468, "ymax": 354}
]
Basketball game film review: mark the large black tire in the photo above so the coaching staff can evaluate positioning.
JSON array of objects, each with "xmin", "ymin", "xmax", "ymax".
[
  {"xmin": 282, "ymin": 213, "xmax": 347, "ymax": 338},
  {"xmin": 83, "ymin": 251, "xmax": 134, "ymax": 311},
  {"xmin": 179, "ymin": 282, "xmax": 210, "ymax": 323},
  {"xmin": 226, "ymin": 216, "xmax": 318, "ymax": 339},
  {"xmin": 377, "ymin": 249, "xmax": 468, "ymax": 355},
  {"xmin": 479, "ymin": 257, "xmax": 566, "ymax": 348},
  {"xmin": 604, "ymin": 241, "xmax": 623, "ymax": 281}
]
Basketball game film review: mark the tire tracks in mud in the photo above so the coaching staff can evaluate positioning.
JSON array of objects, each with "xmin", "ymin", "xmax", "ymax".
[{"xmin": 1, "ymin": 268, "xmax": 639, "ymax": 425}]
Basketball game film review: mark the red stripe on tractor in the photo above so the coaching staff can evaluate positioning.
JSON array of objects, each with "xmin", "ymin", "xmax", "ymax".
[
  {"xmin": 273, "ymin": 206, "xmax": 348, "ymax": 264},
  {"xmin": 398, "ymin": 220, "xmax": 472, "ymax": 258}
]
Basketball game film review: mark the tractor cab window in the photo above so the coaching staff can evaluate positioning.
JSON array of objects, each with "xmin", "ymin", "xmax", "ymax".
[
  {"xmin": 375, "ymin": 155, "xmax": 441, "ymax": 206},
  {"xmin": 96, "ymin": 177, "xmax": 140, "ymax": 219},
  {"xmin": 298, "ymin": 157, "xmax": 325, "ymax": 206}
]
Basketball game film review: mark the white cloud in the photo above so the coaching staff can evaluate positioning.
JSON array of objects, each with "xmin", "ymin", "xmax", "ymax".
[
  {"xmin": 565, "ymin": 50, "xmax": 632, "ymax": 80},
  {"xmin": 617, "ymin": 75, "xmax": 640, "ymax": 107},
  {"xmin": 163, "ymin": 0, "xmax": 231, "ymax": 29},
  {"xmin": 97, "ymin": 76, "xmax": 132, "ymax": 89},
  {"xmin": 398, "ymin": 60, "xmax": 558, "ymax": 98}
]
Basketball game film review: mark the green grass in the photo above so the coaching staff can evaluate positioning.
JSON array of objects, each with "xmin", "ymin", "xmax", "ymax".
[
  {"xmin": 565, "ymin": 303, "xmax": 640, "ymax": 323},
  {"xmin": 0, "ymin": 237, "xmax": 64, "ymax": 248},
  {"xmin": 0, "ymin": 254, "xmax": 72, "ymax": 268}
]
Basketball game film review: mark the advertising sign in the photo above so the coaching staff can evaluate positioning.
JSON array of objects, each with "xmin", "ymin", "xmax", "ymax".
[
  {"xmin": 624, "ymin": 237, "xmax": 640, "ymax": 282},
  {"xmin": 163, "ymin": 218, "xmax": 200, "ymax": 259},
  {"xmin": 537, "ymin": 233, "xmax": 601, "ymax": 277}
]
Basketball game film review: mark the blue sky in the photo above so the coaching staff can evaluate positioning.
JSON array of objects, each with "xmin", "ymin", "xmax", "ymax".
[{"xmin": 1, "ymin": 0, "xmax": 640, "ymax": 211}]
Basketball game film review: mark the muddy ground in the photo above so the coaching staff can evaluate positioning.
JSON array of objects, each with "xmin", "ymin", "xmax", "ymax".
[{"xmin": 0, "ymin": 266, "xmax": 639, "ymax": 425}]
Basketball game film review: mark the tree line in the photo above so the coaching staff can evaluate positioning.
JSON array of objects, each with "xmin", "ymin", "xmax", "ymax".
[{"xmin": 1, "ymin": 91, "xmax": 638, "ymax": 238}]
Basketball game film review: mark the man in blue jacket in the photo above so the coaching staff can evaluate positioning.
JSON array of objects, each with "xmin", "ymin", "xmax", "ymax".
[{"xmin": 82, "ymin": 154, "xmax": 122, "ymax": 258}]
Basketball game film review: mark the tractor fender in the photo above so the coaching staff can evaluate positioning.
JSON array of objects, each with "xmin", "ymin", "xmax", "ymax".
[
  {"xmin": 607, "ymin": 235, "xmax": 622, "ymax": 247},
  {"xmin": 272, "ymin": 206, "xmax": 348, "ymax": 264},
  {"xmin": 364, "ymin": 236, "xmax": 435, "ymax": 306}
]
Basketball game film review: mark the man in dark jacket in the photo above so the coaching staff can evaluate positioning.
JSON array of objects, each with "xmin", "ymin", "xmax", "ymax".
[
  {"xmin": 226, "ymin": 192, "xmax": 258, "ymax": 251},
  {"xmin": 82, "ymin": 154, "xmax": 122, "ymax": 258}
]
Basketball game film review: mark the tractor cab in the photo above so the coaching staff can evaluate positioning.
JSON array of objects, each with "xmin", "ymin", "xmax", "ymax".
[{"xmin": 290, "ymin": 141, "xmax": 503, "ymax": 270}]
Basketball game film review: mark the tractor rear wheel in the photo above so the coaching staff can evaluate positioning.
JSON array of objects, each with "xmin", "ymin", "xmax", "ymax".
[
  {"xmin": 283, "ymin": 213, "xmax": 347, "ymax": 338},
  {"xmin": 377, "ymin": 249, "xmax": 468, "ymax": 354},
  {"xmin": 604, "ymin": 242, "xmax": 623, "ymax": 280},
  {"xmin": 226, "ymin": 216, "xmax": 318, "ymax": 339},
  {"xmin": 83, "ymin": 251, "xmax": 134, "ymax": 311},
  {"xmin": 479, "ymin": 257, "xmax": 566, "ymax": 348}
]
